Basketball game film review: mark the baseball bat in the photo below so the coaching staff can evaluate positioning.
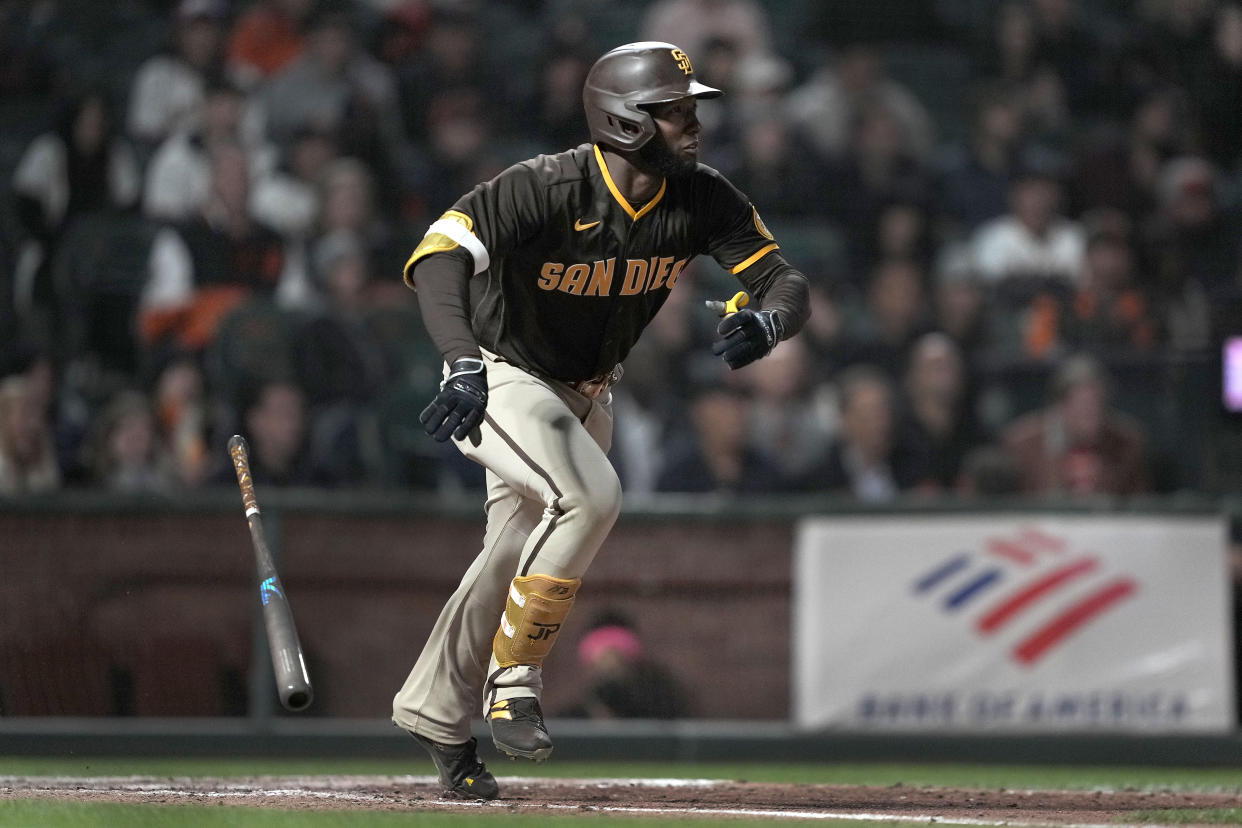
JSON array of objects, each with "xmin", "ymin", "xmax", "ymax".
[{"xmin": 228, "ymin": 434, "xmax": 314, "ymax": 712}]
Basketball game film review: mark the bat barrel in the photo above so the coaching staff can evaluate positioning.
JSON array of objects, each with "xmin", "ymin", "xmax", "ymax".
[
  {"xmin": 284, "ymin": 687, "xmax": 312, "ymax": 712},
  {"xmin": 261, "ymin": 582, "xmax": 314, "ymax": 711}
]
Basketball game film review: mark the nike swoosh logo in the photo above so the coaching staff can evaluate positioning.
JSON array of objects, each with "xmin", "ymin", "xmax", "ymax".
[{"xmin": 574, "ymin": 218, "xmax": 601, "ymax": 231}]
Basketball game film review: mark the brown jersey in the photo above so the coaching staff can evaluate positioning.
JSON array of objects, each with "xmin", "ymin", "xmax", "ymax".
[{"xmin": 405, "ymin": 143, "xmax": 800, "ymax": 382}]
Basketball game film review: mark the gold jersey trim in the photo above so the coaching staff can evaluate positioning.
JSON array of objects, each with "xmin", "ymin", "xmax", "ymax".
[
  {"xmin": 731, "ymin": 242, "xmax": 780, "ymax": 274},
  {"xmin": 593, "ymin": 144, "xmax": 666, "ymax": 222}
]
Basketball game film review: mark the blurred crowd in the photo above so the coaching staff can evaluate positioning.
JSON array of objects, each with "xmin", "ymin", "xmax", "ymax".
[{"xmin": 1, "ymin": 0, "xmax": 1240, "ymax": 500}]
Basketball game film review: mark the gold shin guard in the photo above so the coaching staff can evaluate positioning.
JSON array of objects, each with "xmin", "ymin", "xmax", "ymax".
[{"xmin": 492, "ymin": 575, "xmax": 581, "ymax": 668}]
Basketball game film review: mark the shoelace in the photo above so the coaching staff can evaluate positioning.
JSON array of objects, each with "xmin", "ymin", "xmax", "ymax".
[{"xmin": 503, "ymin": 700, "xmax": 546, "ymax": 727}]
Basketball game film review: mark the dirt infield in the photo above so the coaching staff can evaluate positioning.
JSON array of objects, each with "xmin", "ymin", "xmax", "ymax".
[{"xmin": 5, "ymin": 775, "xmax": 1242, "ymax": 825}]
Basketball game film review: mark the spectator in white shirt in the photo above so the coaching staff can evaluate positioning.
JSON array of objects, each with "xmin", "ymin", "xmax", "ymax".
[
  {"xmin": 10, "ymin": 90, "xmax": 139, "ymax": 325},
  {"xmin": 143, "ymin": 81, "xmax": 277, "ymax": 224},
  {"xmin": 971, "ymin": 165, "xmax": 1085, "ymax": 286},
  {"xmin": 127, "ymin": 0, "xmax": 228, "ymax": 149}
]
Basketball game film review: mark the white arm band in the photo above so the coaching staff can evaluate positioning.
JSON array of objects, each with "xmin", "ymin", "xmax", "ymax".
[{"xmin": 427, "ymin": 218, "xmax": 490, "ymax": 275}]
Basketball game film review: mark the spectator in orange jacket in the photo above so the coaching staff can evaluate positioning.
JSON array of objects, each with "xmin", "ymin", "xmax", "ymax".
[{"xmin": 227, "ymin": 0, "xmax": 314, "ymax": 89}]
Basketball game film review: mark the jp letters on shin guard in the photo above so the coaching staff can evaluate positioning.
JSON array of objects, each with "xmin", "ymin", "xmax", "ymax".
[{"xmin": 392, "ymin": 41, "xmax": 810, "ymax": 800}]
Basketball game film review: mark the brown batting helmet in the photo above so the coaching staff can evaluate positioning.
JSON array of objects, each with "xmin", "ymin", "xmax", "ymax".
[{"xmin": 583, "ymin": 41, "xmax": 722, "ymax": 152}]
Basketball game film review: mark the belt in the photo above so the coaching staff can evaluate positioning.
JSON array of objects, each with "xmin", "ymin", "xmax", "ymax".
[
  {"xmin": 485, "ymin": 350, "xmax": 623, "ymax": 401},
  {"xmin": 571, "ymin": 364, "xmax": 624, "ymax": 400}
]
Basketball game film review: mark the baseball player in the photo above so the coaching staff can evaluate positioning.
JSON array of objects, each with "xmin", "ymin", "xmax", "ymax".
[{"xmin": 392, "ymin": 41, "xmax": 810, "ymax": 800}]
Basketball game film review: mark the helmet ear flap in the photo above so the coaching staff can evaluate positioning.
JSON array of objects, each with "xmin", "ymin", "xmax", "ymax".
[
  {"xmin": 584, "ymin": 95, "xmax": 656, "ymax": 151},
  {"xmin": 616, "ymin": 118, "xmax": 642, "ymax": 138}
]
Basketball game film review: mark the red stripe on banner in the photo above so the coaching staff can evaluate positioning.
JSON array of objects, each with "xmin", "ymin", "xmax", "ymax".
[
  {"xmin": 976, "ymin": 558, "xmax": 1100, "ymax": 634},
  {"xmin": 1019, "ymin": 527, "xmax": 1066, "ymax": 552},
  {"xmin": 986, "ymin": 538, "xmax": 1036, "ymax": 565},
  {"xmin": 1012, "ymin": 578, "xmax": 1138, "ymax": 665}
]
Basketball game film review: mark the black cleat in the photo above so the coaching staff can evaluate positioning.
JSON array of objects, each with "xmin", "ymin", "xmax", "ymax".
[
  {"xmin": 488, "ymin": 697, "xmax": 554, "ymax": 762},
  {"xmin": 408, "ymin": 731, "xmax": 500, "ymax": 800}
]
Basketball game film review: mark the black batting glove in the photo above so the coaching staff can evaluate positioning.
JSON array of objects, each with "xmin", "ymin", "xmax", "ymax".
[
  {"xmin": 420, "ymin": 357, "xmax": 488, "ymax": 442},
  {"xmin": 711, "ymin": 308, "xmax": 784, "ymax": 369}
]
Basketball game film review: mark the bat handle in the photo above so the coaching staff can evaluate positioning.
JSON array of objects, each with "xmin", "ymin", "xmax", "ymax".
[
  {"xmin": 725, "ymin": 290, "xmax": 750, "ymax": 315},
  {"xmin": 705, "ymin": 290, "xmax": 751, "ymax": 317},
  {"xmin": 228, "ymin": 434, "xmax": 259, "ymax": 517}
]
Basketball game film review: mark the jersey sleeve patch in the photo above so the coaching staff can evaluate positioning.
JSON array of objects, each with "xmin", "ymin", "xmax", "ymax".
[
  {"xmin": 753, "ymin": 206, "xmax": 774, "ymax": 240},
  {"xmin": 403, "ymin": 210, "xmax": 490, "ymax": 287}
]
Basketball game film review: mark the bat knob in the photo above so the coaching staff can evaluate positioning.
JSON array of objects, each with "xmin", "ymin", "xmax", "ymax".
[
  {"xmin": 707, "ymin": 291, "xmax": 751, "ymax": 318},
  {"xmin": 229, "ymin": 434, "xmax": 258, "ymax": 515}
]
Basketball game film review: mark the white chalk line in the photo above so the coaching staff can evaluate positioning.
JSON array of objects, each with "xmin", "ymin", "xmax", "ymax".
[
  {"xmin": 0, "ymin": 776, "xmax": 1190, "ymax": 828},
  {"xmin": 4, "ymin": 785, "xmax": 392, "ymax": 804},
  {"xmin": 547, "ymin": 804, "xmax": 1162, "ymax": 828},
  {"xmin": 0, "ymin": 775, "xmax": 721, "ymax": 789}
]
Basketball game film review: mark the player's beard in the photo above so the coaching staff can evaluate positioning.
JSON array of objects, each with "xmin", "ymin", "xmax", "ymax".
[{"xmin": 636, "ymin": 131, "xmax": 697, "ymax": 178}]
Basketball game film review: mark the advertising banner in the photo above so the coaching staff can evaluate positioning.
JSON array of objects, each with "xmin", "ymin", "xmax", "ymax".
[{"xmin": 793, "ymin": 515, "xmax": 1234, "ymax": 732}]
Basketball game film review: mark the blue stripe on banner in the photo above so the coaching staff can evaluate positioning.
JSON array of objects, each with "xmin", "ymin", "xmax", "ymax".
[
  {"xmin": 912, "ymin": 554, "xmax": 971, "ymax": 593},
  {"xmin": 945, "ymin": 568, "xmax": 1003, "ymax": 610}
]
